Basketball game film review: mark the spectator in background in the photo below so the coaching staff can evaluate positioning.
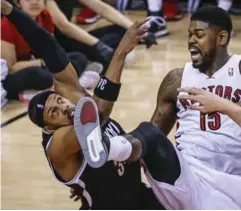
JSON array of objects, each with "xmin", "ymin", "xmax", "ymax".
[
  {"xmin": 143, "ymin": 0, "xmax": 169, "ymax": 37},
  {"xmin": 53, "ymin": 0, "xmax": 157, "ymax": 71},
  {"xmin": 114, "ymin": 0, "xmax": 183, "ymax": 37},
  {"xmin": 218, "ymin": 0, "xmax": 234, "ymax": 37},
  {"xmin": 49, "ymin": 0, "xmax": 131, "ymax": 70},
  {"xmin": 1, "ymin": 0, "xmax": 88, "ymax": 101},
  {"xmin": 218, "ymin": 0, "xmax": 233, "ymax": 12},
  {"xmin": 113, "ymin": 0, "xmax": 169, "ymax": 37},
  {"xmin": 76, "ymin": 6, "xmax": 101, "ymax": 24},
  {"xmin": 188, "ymin": 0, "xmax": 201, "ymax": 13},
  {"xmin": 188, "ymin": 0, "xmax": 233, "ymax": 13},
  {"xmin": 163, "ymin": 0, "xmax": 183, "ymax": 21}
]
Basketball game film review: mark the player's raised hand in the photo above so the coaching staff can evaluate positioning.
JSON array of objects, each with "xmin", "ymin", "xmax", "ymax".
[
  {"xmin": 177, "ymin": 87, "xmax": 227, "ymax": 114},
  {"xmin": 116, "ymin": 18, "xmax": 151, "ymax": 55},
  {"xmin": 1, "ymin": 0, "xmax": 13, "ymax": 16}
]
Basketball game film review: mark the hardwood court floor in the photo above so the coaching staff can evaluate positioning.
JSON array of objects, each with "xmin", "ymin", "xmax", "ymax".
[{"xmin": 1, "ymin": 12, "xmax": 241, "ymax": 210}]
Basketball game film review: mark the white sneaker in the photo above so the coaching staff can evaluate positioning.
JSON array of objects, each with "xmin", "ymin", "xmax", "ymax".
[
  {"xmin": 148, "ymin": 16, "xmax": 169, "ymax": 38},
  {"xmin": 74, "ymin": 97, "xmax": 108, "ymax": 168},
  {"xmin": 79, "ymin": 71, "xmax": 100, "ymax": 90},
  {"xmin": 85, "ymin": 62, "xmax": 103, "ymax": 74},
  {"xmin": 18, "ymin": 87, "xmax": 54, "ymax": 103}
]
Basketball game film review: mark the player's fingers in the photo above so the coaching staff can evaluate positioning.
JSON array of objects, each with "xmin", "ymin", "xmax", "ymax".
[
  {"xmin": 133, "ymin": 17, "xmax": 151, "ymax": 28},
  {"xmin": 178, "ymin": 94, "xmax": 197, "ymax": 101},
  {"xmin": 74, "ymin": 196, "xmax": 81, "ymax": 202},
  {"xmin": 138, "ymin": 32, "xmax": 149, "ymax": 40},
  {"xmin": 177, "ymin": 87, "xmax": 189, "ymax": 92},
  {"xmin": 135, "ymin": 22, "xmax": 151, "ymax": 36},
  {"xmin": 177, "ymin": 87, "xmax": 202, "ymax": 95},
  {"xmin": 69, "ymin": 193, "xmax": 75, "ymax": 199},
  {"xmin": 189, "ymin": 105, "xmax": 205, "ymax": 112}
]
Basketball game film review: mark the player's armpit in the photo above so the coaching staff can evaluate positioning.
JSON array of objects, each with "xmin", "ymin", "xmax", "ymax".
[
  {"xmin": 151, "ymin": 68, "xmax": 183, "ymax": 135},
  {"xmin": 53, "ymin": 63, "xmax": 89, "ymax": 104},
  {"xmin": 46, "ymin": 125, "xmax": 82, "ymax": 161}
]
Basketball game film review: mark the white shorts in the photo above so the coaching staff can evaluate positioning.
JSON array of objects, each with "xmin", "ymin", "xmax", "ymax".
[{"xmin": 144, "ymin": 147, "xmax": 241, "ymax": 210}]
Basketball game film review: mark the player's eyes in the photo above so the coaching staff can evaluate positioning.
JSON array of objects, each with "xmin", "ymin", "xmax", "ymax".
[
  {"xmin": 57, "ymin": 97, "xmax": 62, "ymax": 104},
  {"xmin": 196, "ymin": 33, "xmax": 205, "ymax": 39},
  {"xmin": 52, "ymin": 109, "xmax": 57, "ymax": 118}
]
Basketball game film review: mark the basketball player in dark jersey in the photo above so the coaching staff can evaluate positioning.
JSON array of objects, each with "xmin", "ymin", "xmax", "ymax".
[{"xmin": 1, "ymin": 1, "xmax": 163, "ymax": 209}]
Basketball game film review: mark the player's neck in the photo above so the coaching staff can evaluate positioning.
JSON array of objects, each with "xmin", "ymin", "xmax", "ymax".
[{"xmin": 203, "ymin": 49, "xmax": 230, "ymax": 77}]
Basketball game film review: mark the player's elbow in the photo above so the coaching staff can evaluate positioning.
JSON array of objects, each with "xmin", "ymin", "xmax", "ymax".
[
  {"xmin": 47, "ymin": 150, "xmax": 69, "ymax": 162},
  {"xmin": 46, "ymin": 142, "xmax": 69, "ymax": 162}
]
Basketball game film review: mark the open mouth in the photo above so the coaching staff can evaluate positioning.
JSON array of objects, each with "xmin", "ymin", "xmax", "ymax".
[
  {"xmin": 68, "ymin": 107, "xmax": 75, "ymax": 120},
  {"xmin": 189, "ymin": 46, "xmax": 202, "ymax": 61}
]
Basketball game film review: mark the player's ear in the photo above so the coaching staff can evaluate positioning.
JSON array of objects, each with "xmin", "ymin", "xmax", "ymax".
[{"xmin": 218, "ymin": 30, "xmax": 229, "ymax": 46}]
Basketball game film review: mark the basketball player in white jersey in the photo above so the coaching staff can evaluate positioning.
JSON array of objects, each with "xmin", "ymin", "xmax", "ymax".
[{"xmin": 75, "ymin": 6, "xmax": 241, "ymax": 209}]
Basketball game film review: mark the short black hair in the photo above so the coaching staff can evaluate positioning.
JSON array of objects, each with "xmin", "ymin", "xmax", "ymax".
[
  {"xmin": 191, "ymin": 6, "xmax": 232, "ymax": 42},
  {"xmin": 28, "ymin": 91, "xmax": 55, "ymax": 128}
]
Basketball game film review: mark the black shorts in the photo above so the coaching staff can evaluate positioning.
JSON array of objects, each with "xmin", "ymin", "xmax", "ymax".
[
  {"xmin": 140, "ymin": 184, "xmax": 165, "ymax": 210},
  {"xmin": 79, "ymin": 183, "xmax": 165, "ymax": 210}
]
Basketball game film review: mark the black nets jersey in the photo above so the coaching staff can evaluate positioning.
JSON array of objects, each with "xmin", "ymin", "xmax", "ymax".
[{"xmin": 42, "ymin": 118, "xmax": 150, "ymax": 209}]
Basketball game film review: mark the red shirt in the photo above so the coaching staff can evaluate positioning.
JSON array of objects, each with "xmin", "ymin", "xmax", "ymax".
[{"xmin": 1, "ymin": 10, "xmax": 55, "ymax": 60}]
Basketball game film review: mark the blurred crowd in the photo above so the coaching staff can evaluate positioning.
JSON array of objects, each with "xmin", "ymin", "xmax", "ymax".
[{"xmin": 1, "ymin": 0, "xmax": 240, "ymax": 108}]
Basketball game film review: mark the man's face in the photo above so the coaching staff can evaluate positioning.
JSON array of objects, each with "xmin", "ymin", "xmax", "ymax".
[
  {"xmin": 43, "ymin": 94, "xmax": 75, "ymax": 129},
  {"xmin": 188, "ymin": 20, "xmax": 218, "ymax": 71},
  {"xmin": 19, "ymin": 0, "xmax": 45, "ymax": 18}
]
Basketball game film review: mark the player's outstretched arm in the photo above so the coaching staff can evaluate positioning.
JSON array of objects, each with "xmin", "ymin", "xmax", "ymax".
[
  {"xmin": 1, "ymin": 0, "xmax": 88, "ymax": 103},
  {"xmin": 93, "ymin": 18, "xmax": 151, "ymax": 122},
  {"xmin": 47, "ymin": 21, "xmax": 151, "ymax": 162},
  {"xmin": 178, "ymin": 87, "xmax": 241, "ymax": 127},
  {"xmin": 151, "ymin": 68, "xmax": 183, "ymax": 135}
]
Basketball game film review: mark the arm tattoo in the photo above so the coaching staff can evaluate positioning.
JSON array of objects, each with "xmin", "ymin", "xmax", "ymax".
[
  {"xmin": 151, "ymin": 68, "xmax": 183, "ymax": 135},
  {"xmin": 157, "ymin": 68, "xmax": 183, "ymax": 103}
]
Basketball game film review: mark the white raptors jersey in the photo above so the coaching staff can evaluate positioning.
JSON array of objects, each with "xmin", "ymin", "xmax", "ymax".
[{"xmin": 176, "ymin": 54, "xmax": 241, "ymax": 176}]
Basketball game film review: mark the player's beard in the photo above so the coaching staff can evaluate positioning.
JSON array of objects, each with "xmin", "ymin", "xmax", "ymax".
[{"xmin": 196, "ymin": 47, "xmax": 217, "ymax": 73}]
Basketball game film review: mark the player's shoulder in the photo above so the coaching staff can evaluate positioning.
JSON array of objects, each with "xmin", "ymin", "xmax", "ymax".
[
  {"xmin": 157, "ymin": 67, "xmax": 184, "ymax": 102},
  {"xmin": 162, "ymin": 67, "xmax": 184, "ymax": 88},
  {"xmin": 238, "ymin": 55, "xmax": 241, "ymax": 74},
  {"xmin": 231, "ymin": 54, "xmax": 241, "ymax": 74},
  {"xmin": 167, "ymin": 68, "xmax": 184, "ymax": 78}
]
